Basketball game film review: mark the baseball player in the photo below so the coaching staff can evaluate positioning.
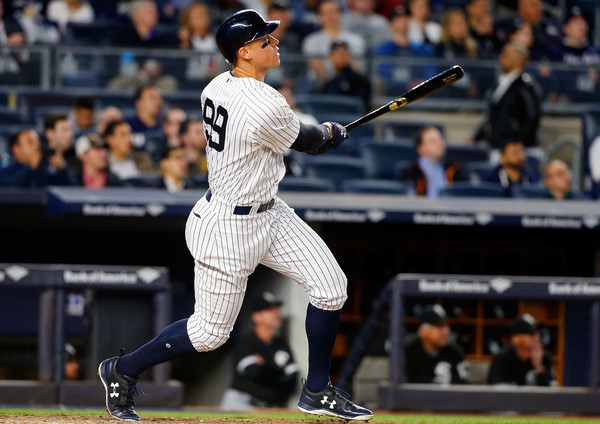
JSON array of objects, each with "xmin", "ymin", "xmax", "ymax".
[{"xmin": 98, "ymin": 8, "xmax": 373, "ymax": 422}]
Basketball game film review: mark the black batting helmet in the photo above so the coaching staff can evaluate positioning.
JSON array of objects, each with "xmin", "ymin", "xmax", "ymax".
[{"xmin": 216, "ymin": 9, "xmax": 279, "ymax": 64}]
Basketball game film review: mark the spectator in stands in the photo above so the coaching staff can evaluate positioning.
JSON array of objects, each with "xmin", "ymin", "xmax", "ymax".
[
  {"xmin": 495, "ymin": 0, "xmax": 561, "ymax": 61},
  {"xmin": 435, "ymin": 8, "xmax": 478, "ymax": 59},
  {"xmin": 487, "ymin": 314, "xmax": 554, "ymax": 386},
  {"xmin": 126, "ymin": 84, "xmax": 164, "ymax": 151},
  {"xmin": 554, "ymin": 6, "xmax": 600, "ymax": 65},
  {"xmin": 43, "ymin": 113, "xmax": 78, "ymax": 175},
  {"xmin": 399, "ymin": 126, "xmax": 464, "ymax": 198},
  {"xmin": 301, "ymin": 0, "xmax": 366, "ymax": 89},
  {"xmin": 108, "ymin": 58, "xmax": 179, "ymax": 92},
  {"xmin": 480, "ymin": 139, "xmax": 540, "ymax": 196},
  {"xmin": 73, "ymin": 132, "xmax": 123, "ymax": 188},
  {"xmin": 103, "ymin": 119, "xmax": 156, "ymax": 181},
  {"xmin": 154, "ymin": 145, "xmax": 194, "ymax": 192},
  {"xmin": 268, "ymin": 0, "xmax": 302, "ymax": 55},
  {"xmin": 178, "ymin": 1, "xmax": 220, "ymax": 81},
  {"xmin": 542, "ymin": 159, "xmax": 583, "ymax": 200},
  {"xmin": 406, "ymin": 0, "xmax": 441, "ymax": 49},
  {"xmin": 69, "ymin": 96, "xmax": 96, "ymax": 136},
  {"xmin": 473, "ymin": 42, "xmax": 541, "ymax": 149},
  {"xmin": 10, "ymin": 0, "xmax": 61, "ymax": 44},
  {"xmin": 319, "ymin": 40, "xmax": 371, "ymax": 112},
  {"xmin": 179, "ymin": 117, "xmax": 207, "ymax": 175},
  {"xmin": 220, "ymin": 291, "xmax": 299, "ymax": 409},
  {"xmin": 46, "ymin": 0, "xmax": 95, "ymax": 35},
  {"xmin": 341, "ymin": 0, "xmax": 390, "ymax": 53},
  {"xmin": 374, "ymin": 6, "xmax": 435, "ymax": 57},
  {"xmin": 465, "ymin": 0, "xmax": 500, "ymax": 59},
  {"xmin": 0, "ymin": 2, "xmax": 27, "ymax": 46},
  {"xmin": 0, "ymin": 129, "xmax": 72, "ymax": 188},
  {"xmin": 162, "ymin": 108, "xmax": 188, "ymax": 148},
  {"xmin": 118, "ymin": 0, "xmax": 178, "ymax": 48},
  {"xmin": 208, "ymin": 0, "xmax": 248, "ymax": 30},
  {"xmin": 96, "ymin": 106, "xmax": 123, "ymax": 135},
  {"xmin": 405, "ymin": 304, "xmax": 469, "ymax": 385}
]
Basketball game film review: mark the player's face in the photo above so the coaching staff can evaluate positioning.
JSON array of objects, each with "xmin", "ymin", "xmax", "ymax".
[
  {"xmin": 422, "ymin": 323, "xmax": 450, "ymax": 349},
  {"xmin": 249, "ymin": 35, "xmax": 280, "ymax": 69}
]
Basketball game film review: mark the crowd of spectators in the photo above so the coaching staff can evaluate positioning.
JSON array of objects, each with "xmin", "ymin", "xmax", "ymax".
[{"xmin": 0, "ymin": 0, "xmax": 597, "ymax": 197}]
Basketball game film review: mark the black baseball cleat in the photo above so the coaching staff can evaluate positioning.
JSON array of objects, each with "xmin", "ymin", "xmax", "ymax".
[
  {"xmin": 297, "ymin": 380, "xmax": 373, "ymax": 421},
  {"xmin": 98, "ymin": 349, "xmax": 141, "ymax": 421}
]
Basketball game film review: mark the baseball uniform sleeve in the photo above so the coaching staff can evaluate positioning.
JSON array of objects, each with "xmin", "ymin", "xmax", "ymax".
[{"xmin": 246, "ymin": 89, "xmax": 300, "ymax": 154}]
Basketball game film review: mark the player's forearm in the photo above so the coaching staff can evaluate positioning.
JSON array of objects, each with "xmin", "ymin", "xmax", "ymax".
[{"xmin": 290, "ymin": 121, "xmax": 331, "ymax": 152}]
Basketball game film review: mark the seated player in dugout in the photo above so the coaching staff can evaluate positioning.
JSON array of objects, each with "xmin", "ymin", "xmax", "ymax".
[
  {"xmin": 487, "ymin": 313, "xmax": 555, "ymax": 386},
  {"xmin": 405, "ymin": 304, "xmax": 469, "ymax": 384}
]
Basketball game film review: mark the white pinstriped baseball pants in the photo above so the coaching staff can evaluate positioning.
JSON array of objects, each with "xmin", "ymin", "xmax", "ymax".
[{"xmin": 184, "ymin": 193, "xmax": 347, "ymax": 352}]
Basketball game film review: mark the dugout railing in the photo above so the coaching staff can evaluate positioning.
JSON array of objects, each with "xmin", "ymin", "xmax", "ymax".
[{"xmin": 0, "ymin": 262, "xmax": 183, "ymax": 406}]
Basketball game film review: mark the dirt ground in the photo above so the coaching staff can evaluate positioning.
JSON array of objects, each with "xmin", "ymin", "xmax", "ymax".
[{"xmin": 0, "ymin": 416, "xmax": 355, "ymax": 424}]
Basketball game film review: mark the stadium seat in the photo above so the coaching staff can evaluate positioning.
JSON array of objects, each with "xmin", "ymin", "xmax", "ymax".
[
  {"xmin": 511, "ymin": 184, "xmax": 550, "ymax": 199},
  {"xmin": 64, "ymin": 21, "xmax": 118, "ymax": 45},
  {"xmin": 278, "ymin": 176, "xmax": 336, "ymax": 192},
  {"xmin": 295, "ymin": 94, "xmax": 365, "ymax": 115},
  {"xmin": 445, "ymin": 144, "xmax": 491, "ymax": 166},
  {"xmin": 340, "ymin": 178, "xmax": 408, "ymax": 194},
  {"xmin": 61, "ymin": 71, "xmax": 99, "ymax": 88},
  {"xmin": 463, "ymin": 161, "xmax": 496, "ymax": 183},
  {"xmin": 360, "ymin": 139, "xmax": 418, "ymax": 179},
  {"xmin": 439, "ymin": 182, "xmax": 505, "ymax": 198},
  {"xmin": 304, "ymin": 156, "xmax": 366, "ymax": 191},
  {"xmin": 121, "ymin": 173, "xmax": 163, "ymax": 188},
  {"xmin": 381, "ymin": 120, "xmax": 445, "ymax": 141}
]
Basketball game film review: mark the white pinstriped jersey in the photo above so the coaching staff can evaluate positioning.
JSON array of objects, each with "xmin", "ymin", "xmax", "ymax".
[
  {"xmin": 201, "ymin": 71, "xmax": 300, "ymax": 205},
  {"xmin": 184, "ymin": 71, "xmax": 347, "ymax": 353}
]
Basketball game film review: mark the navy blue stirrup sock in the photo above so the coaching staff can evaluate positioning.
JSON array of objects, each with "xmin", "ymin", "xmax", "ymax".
[
  {"xmin": 305, "ymin": 304, "xmax": 342, "ymax": 393},
  {"xmin": 116, "ymin": 318, "xmax": 196, "ymax": 379}
]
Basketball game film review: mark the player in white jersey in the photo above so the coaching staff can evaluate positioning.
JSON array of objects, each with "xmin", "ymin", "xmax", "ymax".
[{"xmin": 98, "ymin": 9, "xmax": 373, "ymax": 422}]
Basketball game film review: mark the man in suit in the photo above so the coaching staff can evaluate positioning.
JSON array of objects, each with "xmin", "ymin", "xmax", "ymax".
[
  {"xmin": 473, "ymin": 41, "xmax": 541, "ymax": 149},
  {"xmin": 399, "ymin": 125, "xmax": 464, "ymax": 198}
]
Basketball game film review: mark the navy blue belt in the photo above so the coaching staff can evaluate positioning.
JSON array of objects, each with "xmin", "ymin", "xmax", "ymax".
[{"xmin": 205, "ymin": 189, "xmax": 275, "ymax": 215}]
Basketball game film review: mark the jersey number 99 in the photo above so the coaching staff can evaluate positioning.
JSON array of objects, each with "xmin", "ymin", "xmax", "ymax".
[{"xmin": 203, "ymin": 98, "xmax": 229, "ymax": 152}]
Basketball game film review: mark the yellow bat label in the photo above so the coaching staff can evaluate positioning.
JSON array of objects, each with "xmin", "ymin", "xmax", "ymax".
[
  {"xmin": 390, "ymin": 97, "xmax": 407, "ymax": 110},
  {"xmin": 443, "ymin": 74, "xmax": 457, "ymax": 84}
]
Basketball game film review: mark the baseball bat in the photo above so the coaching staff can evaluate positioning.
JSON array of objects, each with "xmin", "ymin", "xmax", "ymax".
[{"xmin": 345, "ymin": 65, "xmax": 464, "ymax": 132}]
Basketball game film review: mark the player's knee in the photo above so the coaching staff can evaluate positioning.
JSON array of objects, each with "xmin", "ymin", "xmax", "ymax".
[
  {"xmin": 186, "ymin": 315, "xmax": 231, "ymax": 352},
  {"xmin": 309, "ymin": 272, "xmax": 347, "ymax": 311}
]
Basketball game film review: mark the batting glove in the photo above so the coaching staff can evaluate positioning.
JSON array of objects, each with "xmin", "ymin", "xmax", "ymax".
[{"xmin": 308, "ymin": 122, "xmax": 348, "ymax": 155}]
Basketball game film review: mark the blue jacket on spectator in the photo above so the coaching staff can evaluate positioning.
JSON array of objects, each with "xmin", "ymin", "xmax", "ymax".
[
  {"xmin": 481, "ymin": 164, "xmax": 539, "ymax": 197},
  {"xmin": 0, "ymin": 160, "xmax": 73, "ymax": 188}
]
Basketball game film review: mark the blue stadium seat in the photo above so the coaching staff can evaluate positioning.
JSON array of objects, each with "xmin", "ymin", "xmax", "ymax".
[
  {"xmin": 121, "ymin": 173, "xmax": 163, "ymax": 188},
  {"xmin": 511, "ymin": 184, "xmax": 550, "ymax": 199},
  {"xmin": 463, "ymin": 161, "xmax": 496, "ymax": 183},
  {"xmin": 296, "ymin": 94, "xmax": 365, "ymax": 115},
  {"xmin": 439, "ymin": 182, "xmax": 505, "ymax": 198},
  {"xmin": 304, "ymin": 156, "xmax": 366, "ymax": 191},
  {"xmin": 445, "ymin": 144, "xmax": 491, "ymax": 166},
  {"xmin": 360, "ymin": 139, "xmax": 418, "ymax": 179},
  {"xmin": 64, "ymin": 21, "xmax": 118, "ymax": 45},
  {"xmin": 381, "ymin": 120, "xmax": 445, "ymax": 141},
  {"xmin": 278, "ymin": 175, "xmax": 335, "ymax": 192},
  {"xmin": 61, "ymin": 71, "xmax": 99, "ymax": 88},
  {"xmin": 340, "ymin": 178, "xmax": 408, "ymax": 194}
]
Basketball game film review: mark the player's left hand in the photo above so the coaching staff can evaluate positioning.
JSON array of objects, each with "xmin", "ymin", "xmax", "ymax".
[
  {"xmin": 308, "ymin": 122, "xmax": 348, "ymax": 155},
  {"xmin": 325, "ymin": 121, "xmax": 348, "ymax": 148}
]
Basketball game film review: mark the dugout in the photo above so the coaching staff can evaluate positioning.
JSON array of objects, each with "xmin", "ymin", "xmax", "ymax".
[
  {"xmin": 0, "ymin": 263, "xmax": 183, "ymax": 407},
  {"xmin": 348, "ymin": 274, "xmax": 600, "ymax": 414}
]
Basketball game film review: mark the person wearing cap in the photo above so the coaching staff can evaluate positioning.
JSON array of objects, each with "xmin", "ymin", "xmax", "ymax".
[
  {"xmin": 220, "ymin": 291, "xmax": 299, "ymax": 410},
  {"xmin": 404, "ymin": 304, "xmax": 469, "ymax": 384},
  {"xmin": 553, "ymin": 6, "xmax": 600, "ymax": 65},
  {"xmin": 319, "ymin": 40, "xmax": 371, "ymax": 112},
  {"xmin": 73, "ymin": 132, "xmax": 123, "ymax": 189},
  {"xmin": 487, "ymin": 313, "xmax": 555, "ymax": 386}
]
